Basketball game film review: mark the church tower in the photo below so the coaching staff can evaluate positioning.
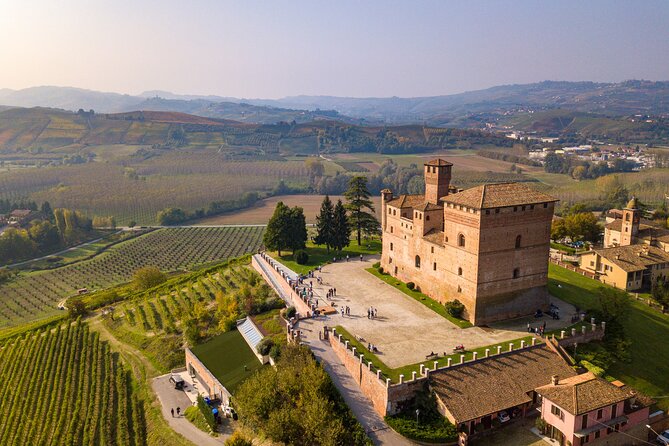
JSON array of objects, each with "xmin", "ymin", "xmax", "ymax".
[
  {"xmin": 424, "ymin": 159, "xmax": 452, "ymax": 205},
  {"xmin": 620, "ymin": 196, "xmax": 640, "ymax": 246}
]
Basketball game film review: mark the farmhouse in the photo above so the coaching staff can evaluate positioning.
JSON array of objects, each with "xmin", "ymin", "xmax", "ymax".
[
  {"xmin": 581, "ymin": 197, "xmax": 669, "ymax": 291},
  {"xmin": 380, "ymin": 159, "xmax": 558, "ymax": 325},
  {"xmin": 535, "ymin": 372, "xmax": 652, "ymax": 446}
]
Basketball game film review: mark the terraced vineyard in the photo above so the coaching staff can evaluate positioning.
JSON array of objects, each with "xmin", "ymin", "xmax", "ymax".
[
  {"xmin": 0, "ymin": 320, "xmax": 146, "ymax": 446},
  {"xmin": 0, "ymin": 226, "xmax": 265, "ymax": 328}
]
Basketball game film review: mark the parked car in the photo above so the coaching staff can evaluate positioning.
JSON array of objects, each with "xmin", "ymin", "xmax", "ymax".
[
  {"xmin": 497, "ymin": 411, "xmax": 510, "ymax": 423},
  {"xmin": 657, "ymin": 429, "xmax": 669, "ymax": 445},
  {"xmin": 169, "ymin": 374, "xmax": 184, "ymax": 390}
]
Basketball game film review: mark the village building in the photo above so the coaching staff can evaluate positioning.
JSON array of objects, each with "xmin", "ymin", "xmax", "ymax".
[
  {"xmin": 581, "ymin": 197, "xmax": 669, "ymax": 291},
  {"xmin": 430, "ymin": 345, "xmax": 577, "ymax": 435},
  {"xmin": 380, "ymin": 159, "xmax": 558, "ymax": 325},
  {"xmin": 535, "ymin": 372, "xmax": 652, "ymax": 446}
]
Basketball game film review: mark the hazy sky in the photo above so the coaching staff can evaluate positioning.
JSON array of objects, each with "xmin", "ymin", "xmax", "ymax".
[{"xmin": 1, "ymin": 0, "xmax": 668, "ymax": 98}]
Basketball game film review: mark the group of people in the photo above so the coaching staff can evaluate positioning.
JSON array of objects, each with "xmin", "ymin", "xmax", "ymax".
[
  {"xmin": 340, "ymin": 305, "xmax": 351, "ymax": 317},
  {"xmin": 326, "ymin": 287, "xmax": 337, "ymax": 300},
  {"xmin": 170, "ymin": 407, "xmax": 181, "ymax": 417},
  {"xmin": 367, "ymin": 307, "xmax": 378, "ymax": 319},
  {"xmin": 527, "ymin": 320, "xmax": 547, "ymax": 336},
  {"xmin": 367, "ymin": 342, "xmax": 379, "ymax": 353}
]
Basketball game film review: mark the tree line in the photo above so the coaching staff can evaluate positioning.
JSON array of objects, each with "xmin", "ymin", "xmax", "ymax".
[
  {"xmin": 156, "ymin": 192, "xmax": 260, "ymax": 225},
  {"xmin": 544, "ymin": 153, "xmax": 636, "ymax": 180}
]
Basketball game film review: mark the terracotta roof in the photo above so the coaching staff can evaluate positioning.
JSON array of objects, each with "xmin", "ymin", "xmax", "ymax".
[
  {"xmin": 593, "ymin": 245, "xmax": 669, "ymax": 272},
  {"xmin": 386, "ymin": 194, "xmax": 423, "ymax": 208},
  {"xmin": 423, "ymin": 229, "xmax": 444, "ymax": 245},
  {"xmin": 417, "ymin": 202, "xmax": 443, "ymax": 212},
  {"xmin": 535, "ymin": 372, "xmax": 634, "ymax": 415},
  {"xmin": 425, "ymin": 158, "xmax": 453, "ymax": 167},
  {"xmin": 430, "ymin": 346, "xmax": 577, "ymax": 424},
  {"xmin": 440, "ymin": 183, "xmax": 558, "ymax": 210},
  {"xmin": 9, "ymin": 209, "xmax": 32, "ymax": 217},
  {"xmin": 604, "ymin": 220, "xmax": 623, "ymax": 231}
]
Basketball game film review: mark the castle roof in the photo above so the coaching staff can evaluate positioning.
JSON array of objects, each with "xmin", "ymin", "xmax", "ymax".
[
  {"xmin": 431, "ymin": 346, "xmax": 576, "ymax": 424},
  {"xmin": 423, "ymin": 229, "xmax": 444, "ymax": 245},
  {"xmin": 592, "ymin": 245, "xmax": 669, "ymax": 272},
  {"xmin": 440, "ymin": 183, "xmax": 557, "ymax": 210},
  {"xmin": 535, "ymin": 372, "xmax": 634, "ymax": 415},
  {"xmin": 425, "ymin": 158, "xmax": 453, "ymax": 167},
  {"xmin": 385, "ymin": 194, "xmax": 424, "ymax": 208}
]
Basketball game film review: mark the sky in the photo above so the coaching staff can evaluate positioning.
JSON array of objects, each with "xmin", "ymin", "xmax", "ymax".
[{"xmin": 1, "ymin": 0, "xmax": 668, "ymax": 99}]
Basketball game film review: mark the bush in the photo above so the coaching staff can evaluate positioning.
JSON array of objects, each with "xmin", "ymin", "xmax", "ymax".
[
  {"xmin": 377, "ymin": 266, "xmax": 384, "ymax": 274},
  {"xmin": 406, "ymin": 282, "xmax": 415, "ymax": 290},
  {"xmin": 372, "ymin": 261, "xmax": 381, "ymax": 268},
  {"xmin": 445, "ymin": 299, "xmax": 465, "ymax": 318},
  {"xmin": 67, "ymin": 298, "xmax": 87, "ymax": 318},
  {"xmin": 196, "ymin": 394, "xmax": 216, "ymax": 430},
  {"xmin": 581, "ymin": 360, "xmax": 606, "ymax": 377},
  {"xmin": 256, "ymin": 338, "xmax": 275, "ymax": 356},
  {"xmin": 285, "ymin": 306, "xmax": 296, "ymax": 318},
  {"xmin": 385, "ymin": 415, "xmax": 457, "ymax": 443},
  {"xmin": 133, "ymin": 266, "xmax": 167, "ymax": 291},
  {"xmin": 294, "ymin": 249, "xmax": 309, "ymax": 265},
  {"xmin": 185, "ymin": 405, "xmax": 211, "ymax": 433},
  {"xmin": 225, "ymin": 431, "xmax": 253, "ymax": 446},
  {"xmin": 269, "ymin": 344, "xmax": 281, "ymax": 362}
]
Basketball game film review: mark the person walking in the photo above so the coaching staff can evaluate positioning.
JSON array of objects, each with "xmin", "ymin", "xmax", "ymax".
[
  {"xmin": 171, "ymin": 408, "xmax": 174, "ymax": 418},
  {"xmin": 360, "ymin": 254, "xmax": 363, "ymax": 261},
  {"xmin": 176, "ymin": 407, "xmax": 181, "ymax": 416}
]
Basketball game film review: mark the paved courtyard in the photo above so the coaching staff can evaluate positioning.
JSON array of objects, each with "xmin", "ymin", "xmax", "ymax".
[{"xmin": 304, "ymin": 255, "xmax": 576, "ymax": 368}]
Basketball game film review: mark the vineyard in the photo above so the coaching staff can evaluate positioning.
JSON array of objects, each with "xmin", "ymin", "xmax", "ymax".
[
  {"xmin": 0, "ymin": 226, "xmax": 265, "ymax": 328},
  {"xmin": 104, "ymin": 259, "xmax": 282, "ymax": 372},
  {"xmin": 0, "ymin": 320, "xmax": 146, "ymax": 446}
]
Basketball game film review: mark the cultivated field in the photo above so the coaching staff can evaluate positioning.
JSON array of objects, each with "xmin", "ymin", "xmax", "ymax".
[
  {"xmin": 194, "ymin": 194, "xmax": 382, "ymax": 225},
  {"xmin": 0, "ymin": 320, "xmax": 146, "ymax": 446},
  {"xmin": 0, "ymin": 226, "xmax": 265, "ymax": 328}
]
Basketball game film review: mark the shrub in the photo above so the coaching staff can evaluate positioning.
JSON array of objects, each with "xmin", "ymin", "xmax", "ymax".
[
  {"xmin": 185, "ymin": 405, "xmax": 210, "ymax": 433},
  {"xmin": 294, "ymin": 249, "xmax": 309, "ymax": 265},
  {"xmin": 225, "ymin": 431, "xmax": 253, "ymax": 446},
  {"xmin": 406, "ymin": 282, "xmax": 415, "ymax": 290},
  {"xmin": 67, "ymin": 298, "xmax": 87, "ymax": 318},
  {"xmin": 535, "ymin": 417, "xmax": 548, "ymax": 434},
  {"xmin": 581, "ymin": 360, "xmax": 606, "ymax": 377},
  {"xmin": 196, "ymin": 394, "xmax": 216, "ymax": 430},
  {"xmin": 377, "ymin": 266, "xmax": 384, "ymax": 274},
  {"xmin": 385, "ymin": 414, "xmax": 457, "ymax": 443},
  {"xmin": 285, "ymin": 306, "xmax": 296, "ymax": 318},
  {"xmin": 445, "ymin": 299, "xmax": 465, "ymax": 318},
  {"xmin": 269, "ymin": 344, "xmax": 281, "ymax": 362},
  {"xmin": 372, "ymin": 261, "xmax": 381, "ymax": 268},
  {"xmin": 256, "ymin": 338, "xmax": 275, "ymax": 356},
  {"xmin": 133, "ymin": 266, "xmax": 167, "ymax": 291}
]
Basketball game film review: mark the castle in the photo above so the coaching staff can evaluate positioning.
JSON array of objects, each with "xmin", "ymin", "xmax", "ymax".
[{"xmin": 380, "ymin": 159, "xmax": 558, "ymax": 325}]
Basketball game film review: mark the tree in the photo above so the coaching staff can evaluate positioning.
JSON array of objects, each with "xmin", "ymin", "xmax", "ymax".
[
  {"xmin": 344, "ymin": 176, "xmax": 379, "ymax": 245},
  {"xmin": 287, "ymin": 206, "xmax": 307, "ymax": 253},
  {"xmin": 67, "ymin": 298, "xmax": 87, "ymax": 318},
  {"xmin": 652, "ymin": 275, "xmax": 669, "ymax": 308},
  {"xmin": 264, "ymin": 202, "xmax": 291, "ymax": 256},
  {"xmin": 314, "ymin": 195, "xmax": 335, "ymax": 253},
  {"xmin": 28, "ymin": 220, "xmax": 61, "ymax": 250},
  {"xmin": 157, "ymin": 208, "xmax": 188, "ymax": 225},
  {"xmin": 551, "ymin": 211, "xmax": 601, "ymax": 243},
  {"xmin": 133, "ymin": 266, "xmax": 167, "ymax": 291},
  {"xmin": 40, "ymin": 201, "xmax": 53, "ymax": 221},
  {"xmin": 331, "ymin": 199, "xmax": 350, "ymax": 252}
]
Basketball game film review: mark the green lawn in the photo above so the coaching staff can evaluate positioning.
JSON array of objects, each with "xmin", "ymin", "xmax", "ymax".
[
  {"xmin": 335, "ymin": 325, "xmax": 538, "ymax": 383},
  {"xmin": 548, "ymin": 263, "xmax": 669, "ymax": 410},
  {"xmin": 190, "ymin": 329, "xmax": 263, "ymax": 393},
  {"xmin": 550, "ymin": 242, "xmax": 576, "ymax": 254},
  {"xmin": 366, "ymin": 267, "xmax": 472, "ymax": 328},
  {"xmin": 269, "ymin": 239, "xmax": 381, "ymax": 275}
]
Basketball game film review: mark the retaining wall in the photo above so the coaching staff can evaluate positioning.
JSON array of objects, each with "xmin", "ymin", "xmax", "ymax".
[
  {"xmin": 184, "ymin": 347, "xmax": 231, "ymax": 404},
  {"xmin": 251, "ymin": 254, "xmax": 311, "ymax": 316}
]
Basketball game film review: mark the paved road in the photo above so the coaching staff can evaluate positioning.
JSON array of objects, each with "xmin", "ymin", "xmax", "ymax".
[{"xmin": 152, "ymin": 375, "xmax": 232, "ymax": 445}]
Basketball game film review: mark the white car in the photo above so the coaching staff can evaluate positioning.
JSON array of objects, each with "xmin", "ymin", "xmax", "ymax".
[
  {"xmin": 497, "ymin": 411, "xmax": 510, "ymax": 423},
  {"xmin": 657, "ymin": 429, "xmax": 669, "ymax": 445}
]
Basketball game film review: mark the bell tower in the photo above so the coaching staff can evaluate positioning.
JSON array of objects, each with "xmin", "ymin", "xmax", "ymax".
[
  {"xmin": 424, "ymin": 159, "xmax": 452, "ymax": 205},
  {"xmin": 620, "ymin": 196, "xmax": 640, "ymax": 246}
]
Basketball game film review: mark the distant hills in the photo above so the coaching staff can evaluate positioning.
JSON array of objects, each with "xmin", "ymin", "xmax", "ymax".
[{"xmin": 2, "ymin": 80, "xmax": 669, "ymax": 127}]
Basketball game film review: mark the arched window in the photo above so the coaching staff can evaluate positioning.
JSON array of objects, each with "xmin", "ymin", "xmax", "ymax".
[
  {"xmin": 515, "ymin": 235, "xmax": 522, "ymax": 249},
  {"xmin": 513, "ymin": 268, "xmax": 520, "ymax": 279},
  {"xmin": 458, "ymin": 234, "xmax": 466, "ymax": 248},
  {"xmin": 625, "ymin": 213, "xmax": 631, "ymax": 221},
  {"xmin": 458, "ymin": 267, "xmax": 463, "ymax": 276},
  {"xmin": 415, "ymin": 255, "xmax": 421, "ymax": 268}
]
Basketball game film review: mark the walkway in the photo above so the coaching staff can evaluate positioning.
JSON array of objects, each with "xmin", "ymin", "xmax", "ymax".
[{"xmin": 255, "ymin": 254, "xmax": 411, "ymax": 445}]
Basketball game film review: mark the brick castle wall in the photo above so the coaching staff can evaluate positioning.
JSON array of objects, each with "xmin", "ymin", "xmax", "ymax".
[{"xmin": 185, "ymin": 347, "xmax": 231, "ymax": 403}]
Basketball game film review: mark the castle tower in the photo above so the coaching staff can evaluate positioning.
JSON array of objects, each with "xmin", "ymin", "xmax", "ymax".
[
  {"xmin": 424, "ymin": 159, "xmax": 452, "ymax": 205},
  {"xmin": 380, "ymin": 188, "xmax": 393, "ymax": 231},
  {"xmin": 620, "ymin": 196, "xmax": 640, "ymax": 246}
]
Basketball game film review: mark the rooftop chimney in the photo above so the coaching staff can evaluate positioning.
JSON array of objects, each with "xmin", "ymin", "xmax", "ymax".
[{"xmin": 551, "ymin": 375, "xmax": 559, "ymax": 386}]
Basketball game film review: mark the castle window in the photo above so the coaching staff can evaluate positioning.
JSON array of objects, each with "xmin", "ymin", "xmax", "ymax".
[
  {"xmin": 426, "ymin": 215, "xmax": 430, "ymax": 221},
  {"xmin": 431, "ymin": 246, "xmax": 434, "ymax": 253},
  {"xmin": 515, "ymin": 235, "xmax": 522, "ymax": 249},
  {"xmin": 415, "ymin": 255, "xmax": 421, "ymax": 268},
  {"xmin": 495, "ymin": 208, "xmax": 500, "ymax": 214},
  {"xmin": 390, "ymin": 226, "xmax": 393, "ymax": 233},
  {"xmin": 445, "ymin": 236, "xmax": 449, "ymax": 243},
  {"xmin": 433, "ymin": 262, "xmax": 437, "ymax": 271},
  {"xmin": 543, "ymin": 203, "xmax": 548, "ymax": 208},
  {"xmin": 522, "ymin": 206, "xmax": 526, "ymax": 211},
  {"xmin": 389, "ymin": 257, "xmax": 392, "ymax": 264},
  {"xmin": 485, "ymin": 210, "xmax": 490, "ymax": 215},
  {"xmin": 388, "ymin": 208, "xmax": 392, "ymax": 214},
  {"xmin": 626, "ymin": 213, "xmax": 631, "ymax": 221},
  {"xmin": 458, "ymin": 267, "xmax": 462, "ymax": 276},
  {"xmin": 513, "ymin": 206, "xmax": 518, "ymax": 212},
  {"xmin": 513, "ymin": 268, "xmax": 520, "ymax": 279},
  {"xmin": 458, "ymin": 234, "xmax": 465, "ymax": 248},
  {"xmin": 390, "ymin": 242, "xmax": 393, "ymax": 251},
  {"xmin": 530, "ymin": 204, "xmax": 535, "ymax": 210}
]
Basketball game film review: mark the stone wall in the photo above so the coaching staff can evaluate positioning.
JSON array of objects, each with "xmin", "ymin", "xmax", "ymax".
[
  {"xmin": 185, "ymin": 347, "xmax": 231, "ymax": 404},
  {"xmin": 252, "ymin": 254, "xmax": 311, "ymax": 316}
]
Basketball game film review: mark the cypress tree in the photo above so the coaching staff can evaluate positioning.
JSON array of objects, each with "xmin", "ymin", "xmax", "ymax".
[
  {"xmin": 314, "ymin": 195, "xmax": 335, "ymax": 253},
  {"xmin": 332, "ymin": 199, "xmax": 350, "ymax": 252}
]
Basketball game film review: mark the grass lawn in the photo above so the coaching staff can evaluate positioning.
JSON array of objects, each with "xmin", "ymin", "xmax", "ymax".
[
  {"xmin": 550, "ymin": 242, "xmax": 576, "ymax": 254},
  {"xmin": 269, "ymin": 239, "xmax": 382, "ymax": 275},
  {"xmin": 335, "ymin": 325, "xmax": 537, "ymax": 383},
  {"xmin": 190, "ymin": 329, "xmax": 263, "ymax": 393},
  {"xmin": 366, "ymin": 267, "xmax": 472, "ymax": 328},
  {"xmin": 548, "ymin": 263, "xmax": 669, "ymax": 410}
]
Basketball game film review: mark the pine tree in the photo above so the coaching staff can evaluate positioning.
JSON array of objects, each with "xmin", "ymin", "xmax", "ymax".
[
  {"xmin": 287, "ymin": 206, "xmax": 307, "ymax": 254},
  {"xmin": 332, "ymin": 199, "xmax": 350, "ymax": 252},
  {"xmin": 314, "ymin": 195, "xmax": 335, "ymax": 253},
  {"xmin": 344, "ymin": 176, "xmax": 379, "ymax": 245}
]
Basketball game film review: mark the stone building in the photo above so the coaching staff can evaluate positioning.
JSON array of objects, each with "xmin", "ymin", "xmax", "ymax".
[
  {"xmin": 580, "ymin": 197, "xmax": 669, "ymax": 291},
  {"xmin": 380, "ymin": 159, "xmax": 558, "ymax": 325}
]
